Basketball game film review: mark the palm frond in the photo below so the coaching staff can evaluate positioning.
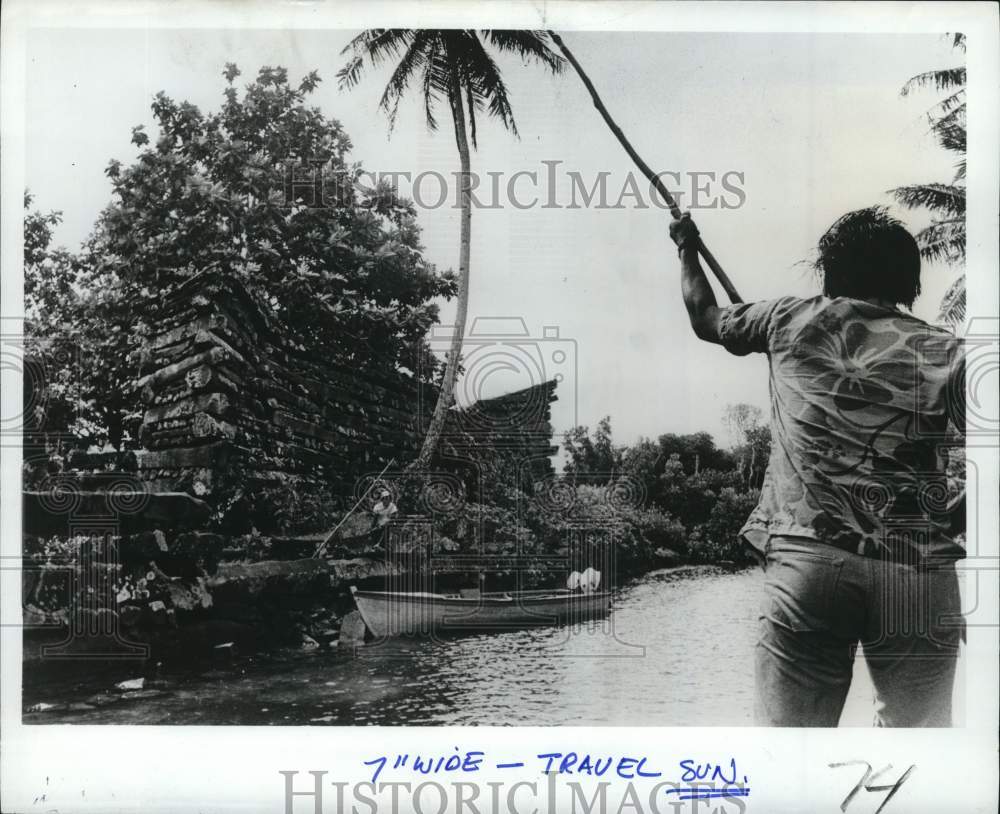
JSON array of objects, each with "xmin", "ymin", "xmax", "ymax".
[
  {"xmin": 337, "ymin": 29, "xmax": 415, "ymax": 89},
  {"xmin": 420, "ymin": 44, "xmax": 443, "ymax": 132},
  {"xmin": 931, "ymin": 120, "xmax": 966, "ymax": 156},
  {"xmin": 937, "ymin": 273, "xmax": 966, "ymax": 325},
  {"xmin": 932, "ymin": 121, "xmax": 966, "ymax": 155},
  {"xmin": 340, "ymin": 27, "xmax": 559, "ymax": 149},
  {"xmin": 455, "ymin": 33, "xmax": 518, "ymax": 137},
  {"xmin": 377, "ymin": 31, "xmax": 434, "ymax": 132},
  {"xmin": 901, "ymin": 66, "xmax": 966, "ymax": 97},
  {"xmin": 482, "ymin": 30, "xmax": 566, "ymax": 73},
  {"xmin": 464, "ymin": 76, "xmax": 479, "ymax": 149},
  {"xmin": 914, "ymin": 218, "xmax": 966, "ymax": 264},
  {"xmin": 929, "ymin": 88, "xmax": 966, "ymax": 118},
  {"xmin": 951, "ymin": 33, "xmax": 967, "ymax": 53},
  {"xmin": 933, "ymin": 101, "xmax": 966, "ymax": 135},
  {"xmin": 891, "ymin": 183, "xmax": 965, "ymax": 217},
  {"xmin": 421, "ymin": 40, "xmax": 458, "ymax": 136}
]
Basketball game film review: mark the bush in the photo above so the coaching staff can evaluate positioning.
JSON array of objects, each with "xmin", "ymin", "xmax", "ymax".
[
  {"xmin": 526, "ymin": 482, "xmax": 689, "ymax": 577},
  {"xmin": 687, "ymin": 487, "xmax": 759, "ymax": 563}
]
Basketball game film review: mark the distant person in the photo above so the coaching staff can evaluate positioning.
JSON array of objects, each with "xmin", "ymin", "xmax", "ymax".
[
  {"xmin": 371, "ymin": 488, "xmax": 398, "ymax": 530},
  {"xmin": 671, "ymin": 207, "xmax": 966, "ymax": 727}
]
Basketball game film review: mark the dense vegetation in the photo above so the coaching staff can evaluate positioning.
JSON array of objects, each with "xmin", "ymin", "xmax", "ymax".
[
  {"xmin": 24, "ymin": 66, "xmax": 456, "ymax": 460},
  {"xmin": 552, "ymin": 413, "xmax": 769, "ymax": 568}
]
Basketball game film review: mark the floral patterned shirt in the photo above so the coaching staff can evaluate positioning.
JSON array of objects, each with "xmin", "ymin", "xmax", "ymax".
[{"xmin": 718, "ymin": 295, "xmax": 965, "ymax": 563}]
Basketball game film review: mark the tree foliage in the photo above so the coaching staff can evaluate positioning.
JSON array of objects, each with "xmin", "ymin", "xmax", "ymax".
[
  {"xmin": 892, "ymin": 33, "xmax": 966, "ymax": 325},
  {"xmin": 91, "ymin": 64, "xmax": 455, "ymax": 373},
  {"xmin": 338, "ymin": 30, "xmax": 564, "ymax": 145},
  {"xmin": 23, "ymin": 193, "xmax": 110, "ymax": 450},
  {"xmin": 24, "ymin": 65, "xmax": 458, "ymax": 451},
  {"xmin": 554, "ymin": 415, "xmax": 766, "ymax": 567},
  {"xmin": 562, "ymin": 416, "xmax": 621, "ymax": 481}
]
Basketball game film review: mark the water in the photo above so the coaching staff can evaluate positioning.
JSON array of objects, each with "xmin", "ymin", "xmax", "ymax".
[{"xmin": 23, "ymin": 565, "xmax": 963, "ymax": 726}]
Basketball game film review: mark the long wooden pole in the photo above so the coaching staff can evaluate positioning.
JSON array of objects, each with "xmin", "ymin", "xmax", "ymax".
[
  {"xmin": 547, "ymin": 30, "xmax": 743, "ymax": 304},
  {"xmin": 313, "ymin": 458, "xmax": 396, "ymax": 558}
]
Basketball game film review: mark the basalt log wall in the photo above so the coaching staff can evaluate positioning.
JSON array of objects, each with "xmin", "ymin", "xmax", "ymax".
[{"xmin": 135, "ymin": 270, "xmax": 557, "ymax": 531}]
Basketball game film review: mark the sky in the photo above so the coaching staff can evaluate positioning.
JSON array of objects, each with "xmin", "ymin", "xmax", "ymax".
[{"xmin": 25, "ymin": 28, "xmax": 963, "ymax": 451}]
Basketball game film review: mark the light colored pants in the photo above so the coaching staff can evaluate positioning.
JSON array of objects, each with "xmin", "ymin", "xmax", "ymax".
[{"xmin": 755, "ymin": 536, "xmax": 963, "ymax": 727}]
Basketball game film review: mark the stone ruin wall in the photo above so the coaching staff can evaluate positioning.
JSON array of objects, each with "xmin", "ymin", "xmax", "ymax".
[{"xmin": 135, "ymin": 269, "xmax": 558, "ymax": 532}]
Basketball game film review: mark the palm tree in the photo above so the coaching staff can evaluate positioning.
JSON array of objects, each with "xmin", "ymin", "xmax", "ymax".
[
  {"xmin": 339, "ymin": 30, "xmax": 564, "ymax": 470},
  {"xmin": 892, "ymin": 34, "xmax": 966, "ymax": 325}
]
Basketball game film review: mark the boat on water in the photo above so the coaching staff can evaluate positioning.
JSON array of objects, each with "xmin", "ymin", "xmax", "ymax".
[{"xmin": 350, "ymin": 585, "xmax": 612, "ymax": 638}]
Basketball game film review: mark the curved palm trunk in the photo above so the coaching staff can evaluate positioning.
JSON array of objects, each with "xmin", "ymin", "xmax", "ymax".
[
  {"xmin": 413, "ymin": 65, "xmax": 472, "ymax": 470},
  {"xmin": 547, "ymin": 30, "xmax": 743, "ymax": 304}
]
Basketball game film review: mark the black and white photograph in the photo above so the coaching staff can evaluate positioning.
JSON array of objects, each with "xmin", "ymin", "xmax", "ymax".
[{"xmin": 2, "ymin": 1, "xmax": 998, "ymax": 812}]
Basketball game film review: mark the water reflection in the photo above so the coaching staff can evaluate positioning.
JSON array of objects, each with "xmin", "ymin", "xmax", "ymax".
[
  {"xmin": 26, "ymin": 565, "xmax": 946, "ymax": 726},
  {"xmin": 25, "ymin": 566, "xmax": 763, "ymax": 726}
]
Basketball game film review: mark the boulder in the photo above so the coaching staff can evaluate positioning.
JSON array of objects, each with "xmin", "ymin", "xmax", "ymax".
[
  {"xmin": 338, "ymin": 610, "xmax": 367, "ymax": 650},
  {"xmin": 167, "ymin": 577, "xmax": 213, "ymax": 613},
  {"xmin": 26, "ymin": 702, "xmax": 67, "ymax": 714}
]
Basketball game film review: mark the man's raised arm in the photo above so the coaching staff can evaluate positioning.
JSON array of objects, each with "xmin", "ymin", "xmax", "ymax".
[{"xmin": 670, "ymin": 213, "xmax": 722, "ymax": 344}]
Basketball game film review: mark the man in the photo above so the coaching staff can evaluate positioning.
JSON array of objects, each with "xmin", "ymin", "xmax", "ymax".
[
  {"xmin": 671, "ymin": 207, "xmax": 966, "ymax": 727},
  {"xmin": 371, "ymin": 488, "xmax": 398, "ymax": 530}
]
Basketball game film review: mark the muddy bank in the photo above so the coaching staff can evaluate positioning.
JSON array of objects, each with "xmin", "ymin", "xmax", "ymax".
[{"xmin": 20, "ymin": 522, "xmax": 411, "ymax": 683}]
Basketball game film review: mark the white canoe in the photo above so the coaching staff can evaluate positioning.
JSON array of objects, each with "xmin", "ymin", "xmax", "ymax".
[{"xmin": 350, "ymin": 586, "xmax": 612, "ymax": 638}]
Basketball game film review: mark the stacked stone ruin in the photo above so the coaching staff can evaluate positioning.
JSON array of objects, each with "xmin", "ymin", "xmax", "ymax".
[{"xmin": 135, "ymin": 268, "xmax": 558, "ymax": 531}]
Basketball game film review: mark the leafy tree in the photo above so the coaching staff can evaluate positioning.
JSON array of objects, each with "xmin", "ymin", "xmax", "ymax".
[
  {"xmin": 723, "ymin": 402, "xmax": 771, "ymax": 488},
  {"xmin": 741, "ymin": 424, "xmax": 772, "ymax": 490},
  {"xmin": 23, "ymin": 193, "xmax": 101, "ymax": 451},
  {"xmin": 26, "ymin": 66, "xmax": 458, "ymax": 455},
  {"xmin": 618, "ymin": 436, "xmax": 662, "ymax": 501},
  {"xmin": 723, "ymin": 402, "xmax": 763, "ymax": 448},
  {"xmin": 656, "ymin": 431, "xmax": 735, "ymax": 475},
  {"xmin": 338, "ymin": 30, "xmax": 565, "ymax": 470},
  {"xmin": 656, "ymin": 454, "xmax": 742, "ymax": 530},
  {"xmin": 892, "ymin": 33, "xmax": 966, "ymax": 325},
  {"xmin": 91, "ymin": 64, "xmax": 454, "ymax": 377},
  {"xmin": 687, "ymin": 487, "xmax": 759, "ymax": 564},
  {"xmin": 562, "ymin": 415, "xmax": 621, "ymax": 482}
]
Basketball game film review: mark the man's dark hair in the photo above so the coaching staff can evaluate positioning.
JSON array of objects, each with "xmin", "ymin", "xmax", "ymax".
[{"xmin": 815, "ymin": 206, "xmax": 922, "ymax": 308}]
